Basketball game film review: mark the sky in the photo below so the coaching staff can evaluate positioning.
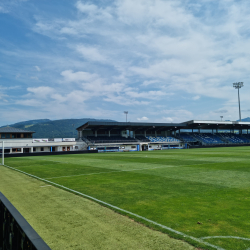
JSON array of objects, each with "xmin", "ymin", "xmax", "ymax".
[{"xmin": 0, "ymin": 0, "xmax": 250, "ymax": 126}]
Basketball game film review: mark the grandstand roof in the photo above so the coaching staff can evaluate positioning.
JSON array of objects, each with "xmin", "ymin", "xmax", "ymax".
[
  {"xmin": 77, "ymin": 120, "xmax": 250, "ymax": 132},
  {"xmin": 77, "ymin": 121, "xmax": 183, "ymax": 132},
  {"xmin": 0, "ymin": 127, "xmax": 35, "ymax": 133},
  {"xmin": 184, "ymin": 120, "xmax": 250, "ymax": 130}
]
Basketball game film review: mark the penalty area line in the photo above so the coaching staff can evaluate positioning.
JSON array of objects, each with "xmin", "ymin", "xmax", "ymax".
[{"xmin": 3, "ymin": 164, "xmax": 225, "ymax": 250}]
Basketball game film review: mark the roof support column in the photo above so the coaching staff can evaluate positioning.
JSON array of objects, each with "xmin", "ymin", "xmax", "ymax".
[
  {"xmin": 95, "ymin": 130, "xmax": 97, "ymax": 137},
  {"xmin": 108, "ymin": 130, "xmax": 110, "ymax": 137},
  {"xmin": 79, "ymin": 131, "xmax": 82, "ymax": 138},
  {"xmin": 144, "ymin": 131, "xmax": 146, "ymax": 137}
]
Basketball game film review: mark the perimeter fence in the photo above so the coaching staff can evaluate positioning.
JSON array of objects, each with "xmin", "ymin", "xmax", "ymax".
[{"xmin": 0, "ymin": 192, "xmax": 51, "ymax": 250}]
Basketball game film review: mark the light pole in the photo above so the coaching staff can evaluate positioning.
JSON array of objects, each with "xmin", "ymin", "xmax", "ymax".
[
  {"xmin": 233, "ymin": 82, "xmax": 244, "ymax": 121},
  {"xmin": 220, "ymin": 116, "xmax": 223, "ymax": 121},
  {"xmin": 124, "ymin": 111, "xmax": 128, "ymax": 122},
  {"xmin": 72, "ymin": 124, "xmax": 74, "ymax": 138}
]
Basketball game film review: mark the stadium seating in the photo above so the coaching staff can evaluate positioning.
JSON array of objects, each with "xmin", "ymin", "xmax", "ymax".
[
  {"xmin": 146, "ymin": 136, "xmax": 180, "ymax": 143},
  {"xmin": 217, "ymin": 133, "xmax": 250, "ymax": 144},
  {"xmin": 242, "ymin": 134, "xmax": 250, "ymax": 140},
  {"xmin": 192, "ymin": 133, "xmax": 224, "ymax": 145},
  {"xmin": 178, "ymin": 133, "xmax": 197, "ymax": 142}
]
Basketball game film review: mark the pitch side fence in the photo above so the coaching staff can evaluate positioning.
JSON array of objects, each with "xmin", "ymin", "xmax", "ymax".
[{"xmin": 0, "ymin": 192, "xmax": 51, "ymax": 250}]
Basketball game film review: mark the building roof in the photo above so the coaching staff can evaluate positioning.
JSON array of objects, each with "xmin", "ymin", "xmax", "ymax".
[
  {"xmin": 77, "ymin": 121, "xmax": 184, "ymax": 132},
  {"xmin": 77, "ymin": 120, "xmax": 250, "ymax": 132},
  {"xmin": 183, "ymin": 120, "xmax": 250, "ymax": 130},
  {"xmin": 0, "ymin": 127, "xmax": 35, "ymax": 133}
]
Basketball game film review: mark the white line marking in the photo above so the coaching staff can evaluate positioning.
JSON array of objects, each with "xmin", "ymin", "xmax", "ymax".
[
  {"xmin": 201, "ymin": 236, "xmax": 250, "ymax": 241},
  {"xmin": 4, "ymin": 164, "xmax": 224, "ymax": 250},
  {"xmin": 40, "ymin": 185, "xmax": 52, "ymax": 187}
]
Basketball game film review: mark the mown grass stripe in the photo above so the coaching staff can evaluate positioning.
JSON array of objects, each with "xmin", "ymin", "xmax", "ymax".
[{"xmin": 3, "ymin": 164, "xmax": 224, "ymax": 250}]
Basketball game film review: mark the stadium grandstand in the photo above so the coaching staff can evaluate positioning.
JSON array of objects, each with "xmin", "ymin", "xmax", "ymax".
[
  {"xmin": 1, "ymin": 120, "xmax": 250, "ymax": 155},
  {"xmin": 76, "ymin": 120, "xmax": 250, "ymax": 152}
]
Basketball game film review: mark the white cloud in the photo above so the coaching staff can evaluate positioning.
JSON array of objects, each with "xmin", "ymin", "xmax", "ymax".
[
  {"xmin": 3, "ymin": 0, "xmax": 250, "ymax": 124},
  {"xmin": 137, "ymin": 116, "xmax": 148, "ymax": 121},
  {"xmin": 27, "ymin": 86, "xmax": 54, "ymax": 99},
  {"xmin": 192, "ymin": 95, "xmax": 200, "ymax": 101},
  {"xmin": 30, "ymin": 76, "xmax": 39, "ymax": 80},
  {"xmin": 75, "ymin": 2, "xmax": 98, "ymax": 14},
  {"xmin": 76, "ymin": 45, "xmax": 106, "ymax": 62},
  {"xmin": 213, "ymin": 109, "xmax": 228, "ymax": 114},
  {"xmin": 0, "ymin": 6, "xmax": 8, "ymax": 13},
  {"xmin": 35, "ymin": 66, "xmax": 41, "ymax": 71},
  {"xmin": 162, "ymin": 117, "xmax": 174, "ymax": 123},
  {"xmin": 161, "ymin": 109, "xmax": 194, "ymax": 123},
  {"xmin": 125, "ymin": 90, "xmax": 167, "ymax": 100},
  {"xmin": 61, "ymin": 70, "xmax": 98, "ymax": 82}
]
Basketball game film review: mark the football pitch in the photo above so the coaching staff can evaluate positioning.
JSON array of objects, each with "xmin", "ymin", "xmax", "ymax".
[{"xmin": 4, "ymin": 147, "xmax": 250, "ymax": 250}]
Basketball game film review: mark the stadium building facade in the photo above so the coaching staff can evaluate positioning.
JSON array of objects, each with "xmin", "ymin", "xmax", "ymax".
[
  {"xmin": 1, "ymin": 120, "xmax": 250, "ymax": 154},
  {"xmin": 77, "ymin": 120, "xmax": 250, "ymax": 152},
  {"xmin": 0, "ymin": 127, "xmax": 83, "ymax": 154}
]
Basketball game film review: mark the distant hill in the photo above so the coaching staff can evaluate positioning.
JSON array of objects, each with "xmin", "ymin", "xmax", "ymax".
[
  {"xmin": 241, "ymin": 117, "xmax": 250, "ymax": 122},
  {"xmin": 2, "ymin": 118, "xmax": 116, "ymax": 138}
]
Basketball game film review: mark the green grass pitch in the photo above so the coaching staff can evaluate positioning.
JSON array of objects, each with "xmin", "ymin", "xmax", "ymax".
[{"xmin": 4, "ymin": 147, "xmax": 250, "ymax": 250}]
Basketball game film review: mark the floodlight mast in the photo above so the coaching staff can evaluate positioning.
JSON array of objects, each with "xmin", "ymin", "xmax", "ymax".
[
  {"xmin": 124, "ymin": 111, "xmax": 128, "ymax": 122},
  {"xmin": 233, "ymin": 82, "xmax": 244, "ymax": 121}
]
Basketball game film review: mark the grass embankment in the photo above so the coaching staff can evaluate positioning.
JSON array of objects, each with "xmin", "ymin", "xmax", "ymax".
[{"xmin": 0, "ymin": 165, "xmax": 195, "ymax": 250}]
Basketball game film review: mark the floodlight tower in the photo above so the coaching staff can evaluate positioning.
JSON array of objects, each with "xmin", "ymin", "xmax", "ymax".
[
  {"xmin": 220, "ymin": 116, "xmax": 223, "ymax": 121},
  {"xmin": 233, "ymin": 82, "xmax": 244, "ymax": 121},
  {"xmin": 124, "ymin": 111, "xmax": 128, "ymax": 122}
]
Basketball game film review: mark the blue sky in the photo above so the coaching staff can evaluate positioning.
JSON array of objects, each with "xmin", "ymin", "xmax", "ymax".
[{"xmin": 0, "ymin": 0, "xmax": 250, "ymax": 126}]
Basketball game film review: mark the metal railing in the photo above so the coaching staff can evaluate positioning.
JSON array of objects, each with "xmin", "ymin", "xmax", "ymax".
[{"xmin": 0, "ymin": 192, "xmax": 51, "ymax": 250}]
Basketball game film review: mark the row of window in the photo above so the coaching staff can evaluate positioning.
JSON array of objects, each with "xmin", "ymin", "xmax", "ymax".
[{"xmin": 0, "ymin": 133, "xmax": 32, "ymax": 139}]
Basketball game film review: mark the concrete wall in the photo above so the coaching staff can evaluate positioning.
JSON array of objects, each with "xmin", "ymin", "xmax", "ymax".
[{"xmin": 0, "ymin": 139, "xmax": 85, "ymax": 154}]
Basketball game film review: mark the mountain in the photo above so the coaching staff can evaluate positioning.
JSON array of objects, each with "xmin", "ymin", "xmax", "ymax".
[
  {"xmin": 241, "ymin": 117, "xmax": 250, "ymax": 122},
  {"xmin": 2, "ymin": 118, "xmax": 116, "ymax": 138}
]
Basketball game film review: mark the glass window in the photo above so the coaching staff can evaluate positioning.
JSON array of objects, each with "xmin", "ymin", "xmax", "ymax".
[
  {"xmin": 6, "ymin": 134, "xmax": 10, "ymax": 138},
  {"xmin": 1, "ymin": 134, "xmax": 5, "ymax": 139},
  {"xmin": 12, "ymin": 134, "xmax": 16, "ymax": 138},
  {"xmin": 12, "ymin": 148, "xmax": 21, "ymax": 152},
  {"xmin": 41, "ymin": 147, "xmax": 44, "ymax": 151}
]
